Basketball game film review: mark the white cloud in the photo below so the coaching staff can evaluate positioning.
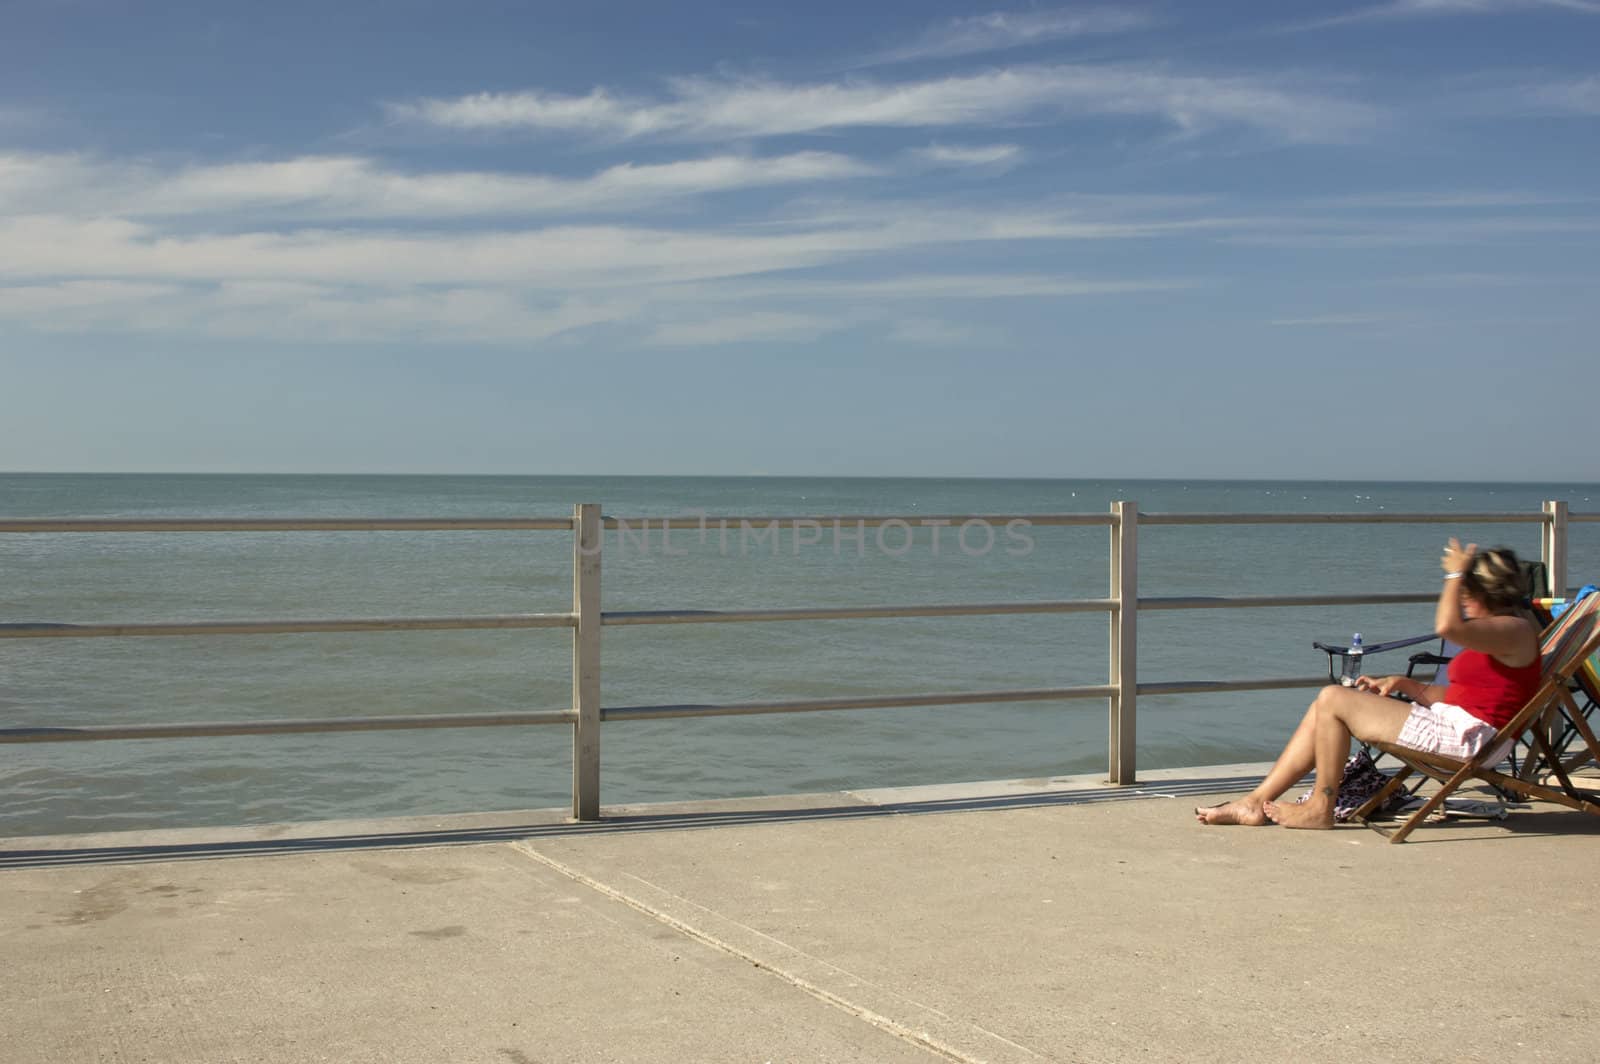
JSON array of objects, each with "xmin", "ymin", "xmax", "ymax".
[
  {"xmin": 911, "ymin": 143, "xmax": 1024, "ymax": 168},
  {"xmin": 1519, "ymin": 74, "xmax": 1600, "ymax": 114},
  {"xmin": 1305, "ymin": 190, "xmax": 1592, "ymax": 209},
  {"xmin": 393, "ymin": 88, "xmax": 659, "ymax": 136},
  {"xmin": 14, "ymin": 148, "xmax": 1587, "ymax": 346},
  {"xmin": 0, "ymin": 267, "xmax": 1196, "ymax": 347},
  {"xmin": 1431, "ymin": 73, "xmax": 1600, "ymax": 120},
  {"xmin": 645, "ymin": 311, "xmax": 835, "ymax": 346},
  {"xmin": 0, "ymin": 194, "xmax": 1216, "ymax": 344},
  {"xmin": 885, "ymin": 318, "xmax": 1005, "ymax": 347},
  {"xmin": 1221, "ymin": 211, "xmax": 1600, "ymax": 248},
  {"xmin": 195, "ymin": 288, "xmax": 631, "ymax": 344},
  {"xmin": 0, "ymin": 279, "xmax": 184, "ymax": 315},
  {"xmin": 865, "ymin": 8, "xmax": 1155, "ymax": 65},
  {"xmin": 0, "ymin": 277, "xmax": 634, "ymax": 343},
  {"xmin": 1385, "ymin": 272, "xmax": 1557, "ymax": 286},
  {"xmin": 1269, "ymin": 314, "xmax": 1387, "ymax": 326},
  {"xmin": 398, "ymin": 65, "xmax": 1379, "ymax": 145},
  {"xmin": 765, "ymin": 273, "xmax": 1197, "ymax": 299},
  {"xmin": 1293, "ymin": 0, "xmax": 1600, "ymax": 30},
  {"xmin": 0, "ymin": 150, "xmax": 881, "ymax": 220},
  {"xmin": 772, "ymin": 199, "xmax": 1238, "ymax": 243},
  {"xmin": 0, "ymin": 199, "xmax": 1238, "ymax": 292}
]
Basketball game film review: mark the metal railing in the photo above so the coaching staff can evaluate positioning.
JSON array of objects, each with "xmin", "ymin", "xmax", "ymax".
[{"xmin": 1, "ymin": 500, "xmax": 1592, "ymax": 821}]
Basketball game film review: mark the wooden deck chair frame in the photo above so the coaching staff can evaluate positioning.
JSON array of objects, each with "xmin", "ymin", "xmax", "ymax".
[{"xmin": 1352, "ymin": 591, "xmax": 1600, "ymax": 843}]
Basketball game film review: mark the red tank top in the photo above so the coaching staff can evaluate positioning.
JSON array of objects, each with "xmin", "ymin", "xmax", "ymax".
[{"xmin": 1441, "ymin": 648, "xmax": 1542, "ymax": 730}]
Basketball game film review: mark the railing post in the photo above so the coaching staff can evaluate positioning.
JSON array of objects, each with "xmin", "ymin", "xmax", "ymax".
[
  {"xmin": 572, "ymin": 503, "xmax": 602, "ymax": 821},
  {"xmin": 1542, "ymin": 500, "xmax": 1567, "ymax": 599},
  {"xmin": 1108, "ymin": 500, "xmax": 1138, "ymax": 784}
]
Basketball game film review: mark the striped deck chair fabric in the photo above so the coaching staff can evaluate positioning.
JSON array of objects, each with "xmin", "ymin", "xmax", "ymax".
[
  {"xmin": 1353, "ymin": 589, "xmax": 1600, "ymax": 843},
  {"xmin": 1532, "ymin": 593, "xmax": 1600, "ymax": 782}
]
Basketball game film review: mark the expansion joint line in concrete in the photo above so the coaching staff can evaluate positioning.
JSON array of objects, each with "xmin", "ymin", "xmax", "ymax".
[{"xmin": 509, "ymin": 840, "xmax": 1049, "ymax": 1064}]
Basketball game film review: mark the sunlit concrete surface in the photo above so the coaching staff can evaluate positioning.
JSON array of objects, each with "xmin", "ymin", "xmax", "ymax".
[{"xmin": 4, "ymin": 764, "xmax": 1597, "ymax": 1064}]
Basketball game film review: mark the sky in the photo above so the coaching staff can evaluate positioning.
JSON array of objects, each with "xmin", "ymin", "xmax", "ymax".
[{"xmin": 1, "ymin": 0, "xmax": 1597, "ymax": 480}]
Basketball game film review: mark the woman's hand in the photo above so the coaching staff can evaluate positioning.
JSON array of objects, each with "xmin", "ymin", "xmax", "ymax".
[
  {"xmin": 1442, "ymin": 537, "xmax": 1477, "ymax": 576},
  {"xmin": 1355, "ymin": 675, "xmax": 1408, "ymax": 698}
]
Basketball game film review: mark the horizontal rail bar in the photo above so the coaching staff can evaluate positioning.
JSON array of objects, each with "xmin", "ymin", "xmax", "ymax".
[
  {"xmin": 0, "ymin": 614, "xmax": 576, "ymax": 639},
  {"xmin": 603, "ymin": 600, "xmax": 1117, "ymax": 626},
  {"xmin": 1137, "ymin": 677, "xmax": 1330, "ymax": 696},
  {"xmin": 0, "ymin": 709, "xmax": 578, "ymax": 744},
  {"xmin": 604, "ymin": 513, "xmax": 1116, "ymax": 530},
  {"xmin": 603, "ymin": 685, "xmax": 1118, "ymax": 722},
  {"xmin": 0, "ymin": 517, "xmax": 574, "ymax": 533},
  {"xmin": 1139, "ymin": 512, "xmax": 1544, "ymax": 526},
  {"xmin": 1139, "ymin": 592, "xmax": 1435, "ymax": 611},
  {"xmin": 4, "ymin": 511, "xmax": 1589, "ymax": 534}
]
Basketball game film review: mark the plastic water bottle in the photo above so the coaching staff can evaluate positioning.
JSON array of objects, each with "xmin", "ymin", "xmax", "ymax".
[{"xmin": 1341, "ymin": 633, "xmax": 1364, "ymax": 687}]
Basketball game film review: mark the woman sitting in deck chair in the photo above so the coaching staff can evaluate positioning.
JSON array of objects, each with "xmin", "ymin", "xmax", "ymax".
[{"xmin": 1196, "ymin": 540, "xmax": 1540, "ymax": 829}]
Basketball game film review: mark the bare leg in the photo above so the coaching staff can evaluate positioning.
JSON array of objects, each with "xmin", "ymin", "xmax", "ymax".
[
  {"xmin": 1265, "ymin": 686, "xmax": 1411, "ymax": 829},
  {"xmin": 1196, "ymin": 696, "xmax": 1322, "ymax": 825}
]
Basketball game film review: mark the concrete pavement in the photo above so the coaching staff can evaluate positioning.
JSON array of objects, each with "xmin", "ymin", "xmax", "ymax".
[{"xmin": 4, "ymin": 765, "xmax": 1597, "ymax": 1064}]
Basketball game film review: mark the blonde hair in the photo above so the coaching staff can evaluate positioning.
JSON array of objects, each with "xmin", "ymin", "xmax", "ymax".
[{"xmin": 1460, "ymin": 547, "xmax": 1528, "ymax": 613}]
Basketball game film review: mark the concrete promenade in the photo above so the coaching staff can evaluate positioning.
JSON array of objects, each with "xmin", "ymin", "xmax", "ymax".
[{"xmin": 3, "ymin": 764, "xmax": 1597, "ymax": 1064}]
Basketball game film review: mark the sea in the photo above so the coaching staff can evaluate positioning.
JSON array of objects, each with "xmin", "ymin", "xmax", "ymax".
[{"xmin": 3, "ymin": 474, "xmax": 1596, "ymax": 838}]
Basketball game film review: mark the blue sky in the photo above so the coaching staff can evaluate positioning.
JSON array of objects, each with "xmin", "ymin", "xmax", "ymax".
[{"xmin": 2, "ymin": 0, "xmax": 1597, "ymax": 479}]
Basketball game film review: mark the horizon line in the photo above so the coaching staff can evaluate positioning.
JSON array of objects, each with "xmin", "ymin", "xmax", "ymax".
[{"xmin": 1, "ymin": 470, "xmax": 1596, "ymax": 488}]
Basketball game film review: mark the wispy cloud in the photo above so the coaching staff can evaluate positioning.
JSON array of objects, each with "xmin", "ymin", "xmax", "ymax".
[
  {"xmin": 1387, "ymin": 271, "xmax": 1595, "ymax": 287},
  {"xmin": 0, "ymin": 279, "xmax": 185, "ymax": 315},
  {"xmin": 0, "ymin": 184, "xmax": 1221, "ymax": 344},
  {"xmin": 885, "ymin": 318, "xmax": 1004, "ymax": 347},
  {"xmin": 758, "ymin": 273, "xmax": 1198, "ymax": 299},
  {"xmin": 645, "ymin": 311, "xmax": 837, "ymax": 346},
  {"xmin": 648, "ymin": 273, "xmax": 1202, "ymax": 316},
  {"xmin": 395, "ymin": 65, "xmax": 1379, "ymax": 145},
  {"xmin": 0, "ymin": 277, "xmax": 636, "ymax": 344},
  {"xmin": 1304, "ymin": 190, "xmax": 1593, "ymax": 209},
  {"xmin": 862, "ymin": 8, "xmax": 1155, "ymax": 66},
  {"xmin": 910, "ymin": 143, "xmax": 1024, "ymax": 169},
  {"xmin": 771, "ymin": 199, "xmax": 1239, "ymax": 243},
  {"xmin": 1292, "ymin": 0, "xmax": 1600, "ymax": 31},
  {"xmin": 0, "ymin": 150, "xmax": 881, "ymax": 220},
  {"xmin": 1269, "ymin": 313, "xmax": 1387, "ymax": 326},
  {"xmin": 1382, "ymin": 272, "xmax": 1541, "ymax": 287},
  {"xmin": 0, "ymin": 201, "xmax": 1227, "ymax": 289},
  {"xmin": 1222, "ymin": 212, "xmax": 1600, "ymax": 248},
  {"xmin": 1429, "ymin": 72, "xmax": 1600, "ymax": 120},
  {"xmin": 1517, "ymin": 74, "xmax": 1600, "ymax": 114}
]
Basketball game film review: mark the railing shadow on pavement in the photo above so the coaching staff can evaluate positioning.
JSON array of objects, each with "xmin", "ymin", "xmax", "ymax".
[{"xmin": 0, "ymin": 774, "xmax": 1269, "ymax": 871}]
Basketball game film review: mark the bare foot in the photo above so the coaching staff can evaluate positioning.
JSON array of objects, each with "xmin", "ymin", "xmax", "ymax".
[
  {"xmin": 1194, "ymin": 798, "xmax": 1268, "ymax": 826},
  {"xmin": 1263, "ymin": 798, "xmax": 1335, "ymax": 830}
]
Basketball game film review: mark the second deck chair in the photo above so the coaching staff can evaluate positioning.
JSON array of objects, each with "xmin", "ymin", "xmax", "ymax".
[
  {"xmin": 1529, "ymin": 592, "xmax": 1600, "ymax": 786},
  {"xmin": 1352, "ymin": 589, "xmax": 1600, "ymax": 843}
]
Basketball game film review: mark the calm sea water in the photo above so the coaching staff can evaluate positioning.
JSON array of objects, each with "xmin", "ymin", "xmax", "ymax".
[{"xmin": 3, "ymin": 474, "xmax": 1596, "ymax": 837}]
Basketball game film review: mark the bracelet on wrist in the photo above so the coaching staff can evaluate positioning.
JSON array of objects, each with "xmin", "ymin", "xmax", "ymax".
[{"xmin": 1443, "ymin": 572, "xmax": 1464, "ymax": 581}]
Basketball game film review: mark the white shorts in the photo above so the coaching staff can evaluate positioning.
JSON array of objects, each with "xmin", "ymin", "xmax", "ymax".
[{"xmin": 1396, "ymin": 701, "xmax": 1503, "ymax": 762}]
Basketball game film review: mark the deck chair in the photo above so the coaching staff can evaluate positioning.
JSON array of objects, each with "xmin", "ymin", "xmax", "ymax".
[
  {"xmin": 1351, "ymin": 588, "xmax": 1600, "ymax": 843},
  {"xmin": 1529, "ymin": 591, "xmax": 1600, "ymax": 785}
]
